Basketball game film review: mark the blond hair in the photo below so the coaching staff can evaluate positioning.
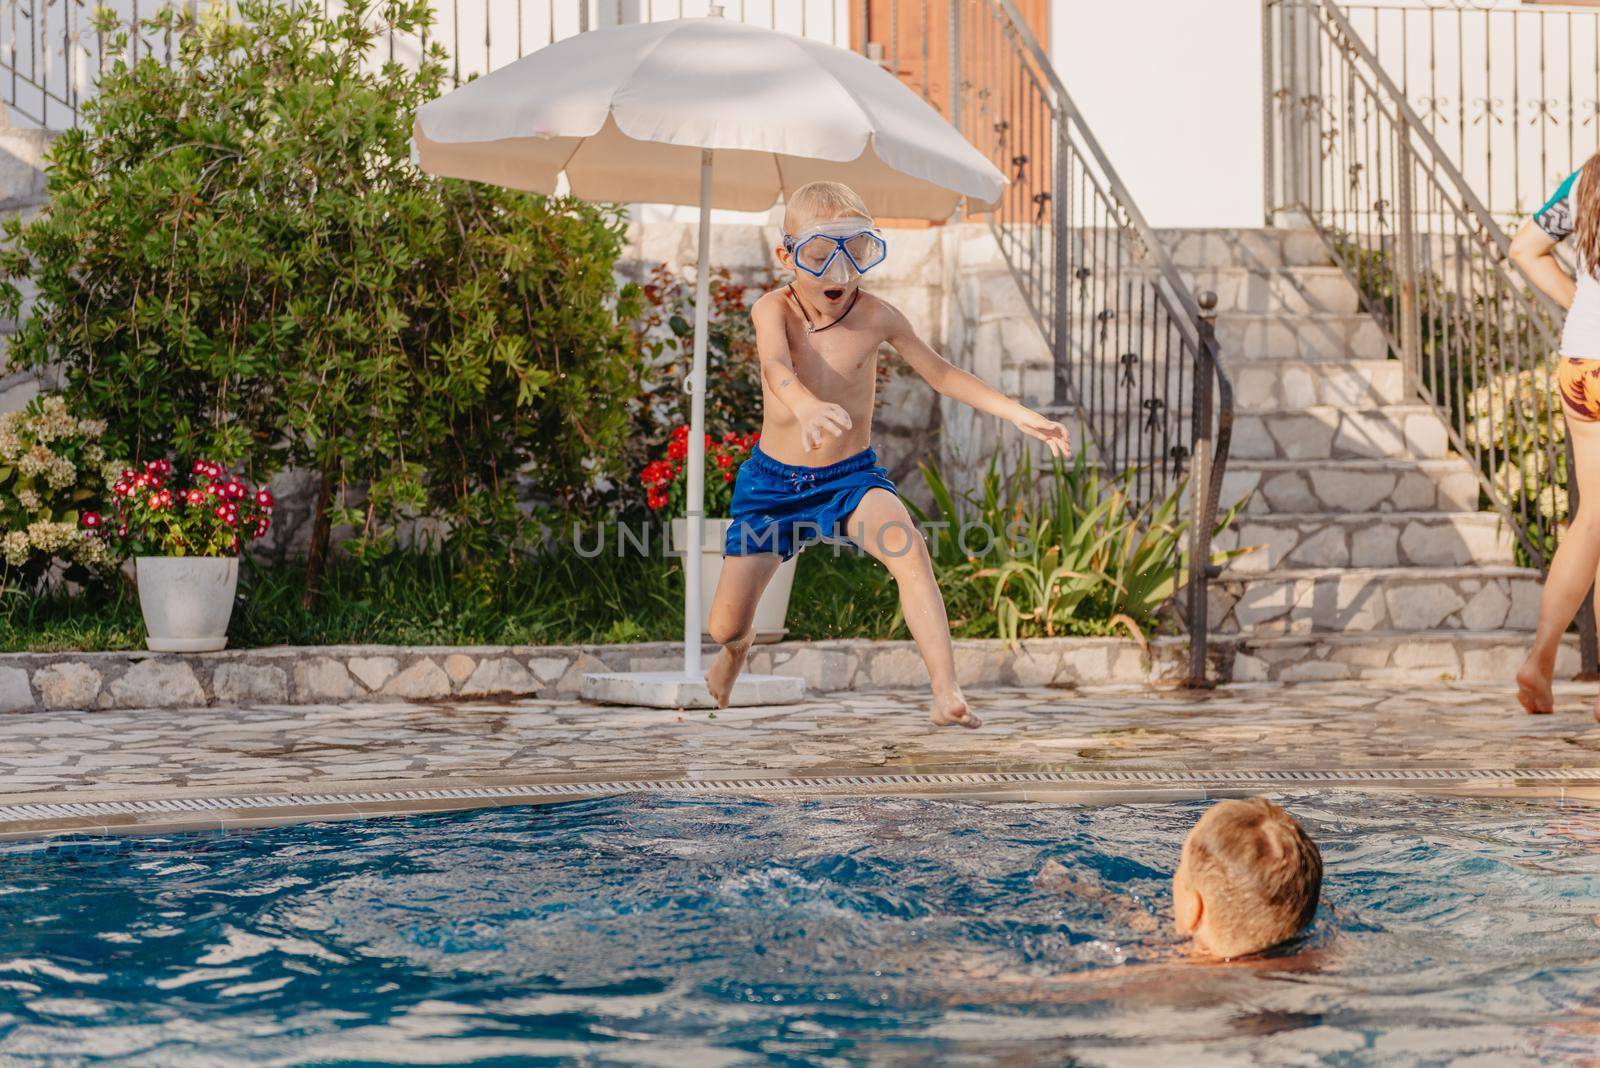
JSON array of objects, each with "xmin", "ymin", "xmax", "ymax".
[
  {"xmin": 783, "ymin": 180, "xmax": 872, "ymax": 232},
  {"xmin": 1183, "ymin": 798, "xmax": 1322, "ymax": 957},
  {"xmin": 1577, "ymin": 155, "xmax": 1600, "ymax": 274}
]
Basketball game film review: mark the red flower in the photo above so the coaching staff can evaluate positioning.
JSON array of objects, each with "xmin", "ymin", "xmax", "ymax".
[
  {"xmin": 716, "ymin": 454, "xmax": 732, "ymax": 469},
  {"xmin": 147, "ymin": 493, "xmax": 163, "ymax": 510},
  {"xmin": 113, "ymin": 481, "xmax": 130, "ymax": 497},
  {"xmin": 723, "ymin": 471, "xmax": 735, "ymax": 482},
  {"xmin": 192, "ymin": 459, "xmax": 209, "ymax": 475},
  {"xmin": 186, "ymin": 489, "xmax": 205, "ymax": 505},
  {"xmin": 255, "ymin": 489, "xmax": 274, "ymax": 509},
  {"xmin": 82, "ymin": 512, "xmax": 101, "ymax": 529},
  {"xmin": 666, "ymin": 439, "xmax": 687, "ymax": 461}
]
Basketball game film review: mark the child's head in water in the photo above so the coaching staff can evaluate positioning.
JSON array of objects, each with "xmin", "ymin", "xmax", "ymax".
[
  {"xmin": 777, "ymin": 181, "xmax": 883, "ymax": 315},
  {"xmin": 1172, "ymin": 798, "xmax": 1322, "ymax": 959}
]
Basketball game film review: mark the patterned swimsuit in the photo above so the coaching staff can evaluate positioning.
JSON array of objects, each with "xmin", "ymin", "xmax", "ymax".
[{"xmin": 1535, "ymin": 169, "xmax": 1600, "ymax": 421}]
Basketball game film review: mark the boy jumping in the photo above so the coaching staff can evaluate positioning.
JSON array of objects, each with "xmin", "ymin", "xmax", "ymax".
[{"xmin": 704, "ymin": 181, "xmax": 1073, "ymax": 727}]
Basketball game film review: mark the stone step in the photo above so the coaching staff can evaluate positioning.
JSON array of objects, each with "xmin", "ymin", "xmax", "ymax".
[
  {"xmin": 1213, "ymin": 312, "xmax": 1389, "ymax": 361},
  {"xmin": 1218, "ymin": 511, "xmax": 1516, "ymax": 571},
  {"xmin": 1232, "ymin": 405, "xmax": 1450, "ymax": 461},
  {"xmin": 1224, "ymin": 458, "xmax": 1481, "ymax": 514},
  {"xmin": 0, "ymin": 126, "xmax": 53, "ymax": 210},
  {"xmin": 1052, "ymin": 358, "xmax": 1403, "ymax": 415},
  {"xmin": 1226, "ymin": 629, "xmax": 1568, "ymax": 684},
  {"xmin": 1227, "ymin": 359, "xmax": 1406, "ymax": 411},
  {"xmin": 1179, "ymin": 266, "xmax": 1360, "ymax": 316},
  {"xmin": 1158, "ymin": 228, "xmax": 1335, "ymax": 271},
  {"xmin": 1057, "ymin": 311, "xmax": 1386, "ymax": 363},
  {"xmin": 1211, "ymin": 565, "xmax": 1540, "ymax": 635}
]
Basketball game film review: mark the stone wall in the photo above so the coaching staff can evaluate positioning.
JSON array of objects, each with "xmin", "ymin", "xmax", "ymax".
[{"xmin": 0, "ymin": 635, "xmax": 1193, "ymax": 713}]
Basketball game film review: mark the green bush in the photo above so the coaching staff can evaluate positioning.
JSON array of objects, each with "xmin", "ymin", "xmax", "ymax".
[
  {"xmin": 0, "ymin": 0, "xmax": 640, "ymax": 600},
  {"xmin": 910, "ymin": 452, "xmax": 1244, "ymax": 642}
]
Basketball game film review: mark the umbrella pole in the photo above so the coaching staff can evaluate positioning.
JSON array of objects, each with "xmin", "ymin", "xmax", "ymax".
[{"xmin": 684, "ymin": 149, "xmax": 714, "ymax": 678}]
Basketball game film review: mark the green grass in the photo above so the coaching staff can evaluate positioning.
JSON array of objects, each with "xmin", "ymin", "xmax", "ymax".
[{"xmin": 0, "ymin": 547, "xmax": 910, "ymax": 652}]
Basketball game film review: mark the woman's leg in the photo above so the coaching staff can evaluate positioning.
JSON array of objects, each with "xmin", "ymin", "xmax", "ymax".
[
  {"xmin": 1518, "ymin": 412, "xmax": 1600, "ymax": 713},
  {"xmin": 845, "ymin": 487, "xmax": 981, "ymax": 728},
  {"xmin": 705, "ymin": 553, "xmax": 783, "ymax": 707}
]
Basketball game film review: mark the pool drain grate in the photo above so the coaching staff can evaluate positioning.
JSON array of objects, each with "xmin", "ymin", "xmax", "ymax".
[{"xmin": 5, "ymin": 765, "xmax": 1600, "ymax": 826}]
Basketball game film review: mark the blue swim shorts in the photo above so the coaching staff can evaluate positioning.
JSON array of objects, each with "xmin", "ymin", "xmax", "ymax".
[{"xmin": 723, "ymin": 444, "xmax": 898, "ymax": 561}]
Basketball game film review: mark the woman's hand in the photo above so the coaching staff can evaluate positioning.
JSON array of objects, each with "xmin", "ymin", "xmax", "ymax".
[
  {"xmin": 795, "ymin": 398, "xmax": 853, "ymax": 452},
  {"xmin": 1012, "ymin": 408, "xmax": 1072, "ymax": 459}
]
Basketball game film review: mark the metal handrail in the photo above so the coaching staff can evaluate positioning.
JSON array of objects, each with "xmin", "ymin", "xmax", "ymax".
[
  {"xmin": 1264, "ymin": 0, "xmax": 1593, "ymax": 664},
  {"xmin": 957, "ymin": 0, "xmax": 1233, "ymax": 683}
]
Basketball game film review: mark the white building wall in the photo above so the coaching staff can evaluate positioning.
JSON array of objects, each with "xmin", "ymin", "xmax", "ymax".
[{"xmin": 1049, "ymin": 0, "xmax": 1265, "ymax": 230}]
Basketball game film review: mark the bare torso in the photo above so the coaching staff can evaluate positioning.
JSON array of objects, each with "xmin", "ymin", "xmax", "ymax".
[{"xmin": 754, "ymin": 287, "xmax": 886, "ymax": 466}]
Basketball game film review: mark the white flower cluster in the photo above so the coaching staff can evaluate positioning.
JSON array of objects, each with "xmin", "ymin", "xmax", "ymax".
[
  {"xmin": 0, "ymin": 394, "xmax": 117, "ymax": 574},
  {"xmin": 0, "ymin": 521, "xmax": 109, "ymax": 569}
]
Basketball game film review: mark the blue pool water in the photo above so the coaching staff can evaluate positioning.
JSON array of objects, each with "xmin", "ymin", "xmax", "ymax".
[{"xmin": 2, "ymin": 793, "xmax": 1600, "ymax": 1065}]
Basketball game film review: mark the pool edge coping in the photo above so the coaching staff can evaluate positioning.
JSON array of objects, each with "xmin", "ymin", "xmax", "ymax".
[{"xmin": 8, "ymin": 766, "xmax": 1600, "ymax": 844}]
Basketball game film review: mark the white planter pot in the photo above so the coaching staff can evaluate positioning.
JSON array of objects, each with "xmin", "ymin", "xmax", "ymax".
[
  {"xmin": 671, "ymin": 517, "xmax": 797, "ymax": 643},
  {"xmin": 135, "ymin": 556, "xmax": 240, "ymax": 653}
]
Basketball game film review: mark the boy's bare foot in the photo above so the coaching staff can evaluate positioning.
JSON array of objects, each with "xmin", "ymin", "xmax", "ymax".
[
  {"xmin": 1516, "ymin": 657, "xmax": 1555, "ymax": 715},
  {"xmin": 931, "ymin": 689, "xmax": 982, "ymax": 729},
  {"xmin": 706, "ymin": 635, "xmax": 752, "ymax": 709}
]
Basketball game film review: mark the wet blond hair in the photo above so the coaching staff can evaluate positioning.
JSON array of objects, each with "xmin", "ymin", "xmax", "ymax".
[
  {"xmin": 1182, "ymin": 798, "xmax": 1322, "ymax": 957},
  {"xmin": 783, "ymin": 180, "xmax": 872, "ymax": 233}
]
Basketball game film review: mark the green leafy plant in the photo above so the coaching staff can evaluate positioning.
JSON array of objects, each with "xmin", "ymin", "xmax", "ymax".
[
  {"xmin": 910, "ymin": 451, "xmax": 1247, "ymax": 643},
  {"xmin": 631, "ymin": 263, "xmax": 767, "ymax": 449},
  {"xmin": 0, "ymin": 394, "xmax": 117, "ymax": 584},
  {"xmin": 0, "ymin": 0, "xmax": 640, "ymax": 604},
  {"xmin": 88, "ymin": 458, "xmax": 274, "ymax": 558}
]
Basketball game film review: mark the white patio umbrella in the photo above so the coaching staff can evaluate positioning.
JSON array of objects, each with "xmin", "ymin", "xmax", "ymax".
[{"xmin": 413, "ymin": 10, "xmax": 1005, "ymax": 705}]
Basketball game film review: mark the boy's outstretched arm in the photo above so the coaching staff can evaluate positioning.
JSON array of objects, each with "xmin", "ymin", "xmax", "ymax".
[
  {"xmin": 752, "ymin": 295, "xmax": 853, "ymax": 452},
  {"xmin": 885, "ymin": 302, "xmax": 1072, "ymax": 459}
]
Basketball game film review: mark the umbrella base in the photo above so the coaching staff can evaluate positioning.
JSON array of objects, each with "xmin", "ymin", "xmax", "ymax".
[{"xmin": 580, "ymin": 670, "xmax": 806, "ymax": 709}]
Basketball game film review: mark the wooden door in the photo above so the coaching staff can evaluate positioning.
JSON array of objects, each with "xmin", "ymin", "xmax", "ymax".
[{"xmin": 851, "ymin": 0, "xmax": 1051, "ymax": 227}]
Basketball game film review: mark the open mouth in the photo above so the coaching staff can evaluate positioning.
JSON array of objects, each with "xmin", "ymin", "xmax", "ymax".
[{"xmin": 823, "ymin": 287, "xmax": 845, "ymax": 302}]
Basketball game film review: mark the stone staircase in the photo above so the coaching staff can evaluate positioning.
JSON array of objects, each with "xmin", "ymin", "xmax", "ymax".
[
  {"xmin": 1162, "ymin": 228, "xmax": 1551, "ymax": 683},
  {"xmin": 0, "ymin": 107, "xmax": 55, "ymax": 414}
]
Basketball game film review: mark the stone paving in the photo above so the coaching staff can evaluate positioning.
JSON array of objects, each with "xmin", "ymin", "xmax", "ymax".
[{"xmin": 4, "ymin": 679, "xmax": 1600, "ymax": 840}]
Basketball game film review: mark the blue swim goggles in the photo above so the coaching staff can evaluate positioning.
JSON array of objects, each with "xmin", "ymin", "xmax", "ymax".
[{"xmin": 782, "ymin": 223, "xmax": 889, "ymax": 283}]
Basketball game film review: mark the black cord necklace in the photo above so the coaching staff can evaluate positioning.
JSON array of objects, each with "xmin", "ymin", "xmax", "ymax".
[{"xmin": 788, "ymin": 283, "xmax": 860, "ymax": 335}]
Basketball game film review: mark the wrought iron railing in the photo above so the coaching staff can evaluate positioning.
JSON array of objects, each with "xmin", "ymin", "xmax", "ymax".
[
  {"xmin": 0, "ymin": 0, "xmax": 851, "ymax": 129},
  {"xmin": 1336, "ymin": 0, "xmax": 1600, "ymax": 230},
  {"xmin": 944, "ymin": 0, "xmax": 1233, "ymax": 683},
  {"xmin": 1264, "ymin": 0, "xmax": 1593, "ymax": 659}
]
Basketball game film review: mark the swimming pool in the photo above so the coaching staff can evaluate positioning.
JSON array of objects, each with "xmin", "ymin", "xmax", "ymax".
[{"xmin": 1, "ymin": 792, "xmax": 1597, "ymax": 1065}]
